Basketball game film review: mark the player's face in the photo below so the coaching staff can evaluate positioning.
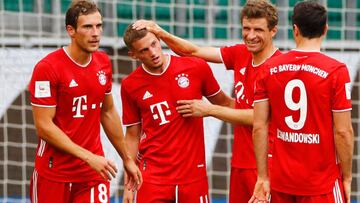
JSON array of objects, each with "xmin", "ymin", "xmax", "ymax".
[
  {"xmin": 130, "ymin": 32, "xmax": 165, "ymax": 70},
  {"xmin": 71, "ymin": 11, "xmax": 103, "ymax": 53},
  {"xmin": 242, "ymin": 17, "xmax": 276, "ymax": 54}
]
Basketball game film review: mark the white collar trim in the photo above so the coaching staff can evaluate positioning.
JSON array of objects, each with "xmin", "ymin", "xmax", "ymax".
[
  {"xmin": 62, "ymin": 47, "xmax": 92, "ymax": 68},
  {"xmin": 252, "ymin": 48, "xmax": 279, "ymax": 67},
  {"xmin": 141, "ymin": 54, "xmax": 171, "ymax": 76}
]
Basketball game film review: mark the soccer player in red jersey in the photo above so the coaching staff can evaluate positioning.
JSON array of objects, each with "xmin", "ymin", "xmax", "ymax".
[
  {"xmin": 250, "ymin": 1, "xmax": 354, "ymax": 203},
  {"xmin": 121, "ymin": 25, "xmax": 233, "ymax": 203},
  {"xmin": 131, "ymin": 1, "xmax": 280, "ymax": 202},
  {"xmin": 28, "ymin": 1, "xmax": 142, "ymax": 202}
]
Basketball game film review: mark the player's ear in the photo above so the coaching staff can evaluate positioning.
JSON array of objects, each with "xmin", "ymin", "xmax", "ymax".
[
  {"xmin": 128, "ymin": 51, "xmax": 137, "ymax": 60},
  {"xmin": 270, "ymin": 25, "xmax": 278, "ymax": 38},
  {"xmin": 293, "ymin": 24, "xmax": 299, "ymax": 37},
  {"xmin": 66, "ymin": 25, "xmax": 76, "ymax": 38},
  {"xmin": 322, "ymin": 24, "xmax": 328, "ymax": 37}
]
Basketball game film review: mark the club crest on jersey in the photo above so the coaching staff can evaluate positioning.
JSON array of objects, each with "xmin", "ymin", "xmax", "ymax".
[
  {"xmin": 97, "ymin": 70, "xmax": 107, "ymax": 86},
  {"xmin": 175, "ymin": 73, "xmax": 189, "ymax": 88}
]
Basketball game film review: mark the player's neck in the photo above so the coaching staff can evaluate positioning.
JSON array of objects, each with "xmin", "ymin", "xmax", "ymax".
[
  {"xmin": 143, "ymin": 54, "xmax": 169, "ymax": 75},
  {"xmin": 252, "ymin": 44, "xmax": 277, "ymax": 66},
  {"xmin": 65, "ymin": 44, "xmax": 92, "ymax": 66},
  {"xmin": 295, "ymin": 36, "xmax": 322, "ymax": 52}
]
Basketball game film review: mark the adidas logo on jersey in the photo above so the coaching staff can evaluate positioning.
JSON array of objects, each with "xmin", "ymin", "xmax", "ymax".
[
  {"xmin": 69, "ymin": 79, "xmax": 78, "ymax": 87},
  {"xmin": 240, "ymin": 67, "xmax": 246, "ymax": 75},
  {"xmin": 142, "ymin": 91, "xmax": 153, "ymax": 100}
]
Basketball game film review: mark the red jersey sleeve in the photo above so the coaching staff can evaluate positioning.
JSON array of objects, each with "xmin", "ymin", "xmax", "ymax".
[
  {"xmin": 220, "ymin": 44, "xmax": 245, "ymax": 70},
  {"xmin": 104, "ymin": 55, "xmax": 112, "ymax": 94},
  {"xmin": 199, "ymin": 60, "xmax": 221, "ymax": 97},
  {"xmin": 28, "ymin": 61, "xmax": 58, "ymax": 107},
  {"xmin": 121, "ymin": 81, "xmax": 141, "ymax": 126},
  {"xmin": 331, "ymin": 65, "xmax": 352, "ymax": 111},
  {"xmin": 254, "ymin": 64, "xmax": 270, "ymax": 102}
]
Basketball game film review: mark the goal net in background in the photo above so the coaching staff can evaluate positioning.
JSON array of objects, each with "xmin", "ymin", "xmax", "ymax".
[{"xmin": 0, "ymin": 0, "xmax": 359, "ymax": 202}]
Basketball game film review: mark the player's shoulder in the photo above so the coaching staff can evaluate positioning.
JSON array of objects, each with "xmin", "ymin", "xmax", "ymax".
[
  {"xmin": 35, "ymin": 49, "xmax": 64, "ymax": 70},
  {"xmin": 317, "ymin": 52, "xmax": 345, "ymax": 66},
  {"xmin": 172, "ymin": 54, "xmax": 207, "ymax": 65},
  {"xmin": 92, "ymin": 50, "xmax": 111, "ymax": 63},
  {"xmin": 40, "ymin": 48, "xmax": 64, "ymax": 63},
  {"xmin": 121, "ymin": 65, "xmax": 143, "ymax": 86}
]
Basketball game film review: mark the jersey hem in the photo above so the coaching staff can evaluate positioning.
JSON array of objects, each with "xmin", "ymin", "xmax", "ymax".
[
  {"xmin": 332, "ymin": 108, "xmax": 352, "ymax": 112},
  {"xmin": 253, "ymin": 98, "xmax": 269, "ymax": 103},
  {"xmin": 205, "ymin": 88, "xmax": 221, "ymax": 98},
  {"xmin": 31, "ymin": 103, "xmax": 57, "ymax": 108},
  {"xmin": 123, "ymin": 121, "xmax": 141, "ymax": 127},
  {"xmin": 142, "ymin": 174, "xmax": 207, "ymax": 185}
]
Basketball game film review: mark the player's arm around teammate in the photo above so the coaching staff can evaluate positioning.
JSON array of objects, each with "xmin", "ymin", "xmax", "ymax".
[
  {"xmin": 333, "ymin": 111, "xmax": 354, "ymax": 203},
  {"xmin": 122, "ymin": 124, "xmax": 141, "ymax": 203},
  {"xmin": 100, "ymin": 94, "xmax": 142, "ymax": 190},
  {"xmin": 133, "ymin": 19, "xmax": 254, "ymax": 125}
]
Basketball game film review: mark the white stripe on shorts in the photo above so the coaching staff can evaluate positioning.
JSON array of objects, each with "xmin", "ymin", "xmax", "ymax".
[
  {"xmin": 333, "ymin": 179, "xmax": 344, "ymax": 203},
  {"xmin": 32, "ymin": 170, "xmax": 38, "ymax": 203}
]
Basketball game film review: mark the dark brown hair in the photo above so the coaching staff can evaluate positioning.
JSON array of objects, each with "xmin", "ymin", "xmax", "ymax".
[
  {"xmin": 241, "ymin": 0, "xmax": 278, "ymax": 30},
  {"xmin": 123, "ymin": 24, "xmax": 149, "ymax": 50},
  {"xmin": 65, "ymin": 0, "xmax": 101, "ymax": 29},
  {"xmin": 292, "ymin": 1, "xmax": 327, "ymax": 38}
]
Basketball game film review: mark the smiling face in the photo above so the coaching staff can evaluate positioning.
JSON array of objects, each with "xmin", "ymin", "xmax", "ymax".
[
  {"xmin": 67, "ymin": 11, "xmax": 103, "ymax": 53},
  {"xmin": 242, "ymin": 17, "xmax": 277, "ymax": 54},
  {"xmin": 129, "ymin": 32, "xmax": 166, "ymax": 71}
]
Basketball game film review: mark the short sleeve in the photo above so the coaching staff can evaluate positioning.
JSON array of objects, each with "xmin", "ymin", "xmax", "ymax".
[
  {"xmin": 28, "ymin": 61, "xmax": 58, "ymax": 107},
  {"xmin": 331, "ymin": 65, "xmax": 352, "ymax": 111},
  {"xmin": 254, "ymin": 64, "xmax": 270, "ymax": 103},
  {"xmin": 220, "ymin": 44, "xmax": 245, "ymax": 70},
  {"xmin": 199, "ymin": 60, "xmax": 221, "ymax": 97},
  {"xmin": 120, "ymin": 81, "xmax": 141, "ymax": 126},
  {"xmin": 105, "ymin": 59, "xmax": 112, "ymax": 94}
]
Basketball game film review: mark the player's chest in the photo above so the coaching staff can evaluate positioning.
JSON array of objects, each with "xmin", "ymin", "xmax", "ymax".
[
  {"xmin": 233, "ymin": 65, "xmax": 258, "ymax": 107},
  {"xmin": 134, "ymin": 72, "xmax": 203, "ymax": 112},
  {"xmin": 57, "ymin": 66, "xmax": 109, "ymax": 100}
]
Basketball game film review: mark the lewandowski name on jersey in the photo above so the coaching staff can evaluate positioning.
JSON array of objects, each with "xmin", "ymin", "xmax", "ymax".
[
  {"xmin": 270, "ymin": 64, "xmax": 329, "ymax": 79},
  {"xmin": 277, "ymin": 129, "xmax": 320, "ymax": 144}
]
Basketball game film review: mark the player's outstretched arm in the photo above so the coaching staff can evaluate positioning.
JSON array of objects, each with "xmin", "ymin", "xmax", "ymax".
[
  {"xmin": 100, "ymin": 94, "xmax": 142, "ymax": 190},
  {"xmin": 176, "ymin": 97, "xmax": 253, "ymax": 126},
  {"xmin": 333, "ymin": 111, "xmax": 354, "ymax": 203},
  {"xmin": 132, "ymin": 19, "xmax": 221, "ymax": 63},
  {"xmin": 249, "ymin": 101, "xmax": 271, "ymax": 203},
  {"xmin": 32, "ymin": 106, "xmax": 117, "ymax": 180}
]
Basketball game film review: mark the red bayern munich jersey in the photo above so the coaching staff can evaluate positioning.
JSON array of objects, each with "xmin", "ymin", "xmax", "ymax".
[
  {"xmin": 28, "ymin": 48, "xmax": 112, "ymax": 182},
  {"xmin": 254, "ymin": 50, "xmax": 352, "ymax": 195},
  {"xmin": 121, "ymin": 55, "xmax": 221, "ymax": 185},
  {"xmin": 220, "ymin": 44, "xmax": 281, "ymax": 169}
]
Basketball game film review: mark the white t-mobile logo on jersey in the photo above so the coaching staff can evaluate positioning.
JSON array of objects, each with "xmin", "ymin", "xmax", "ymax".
[
  {"xmin": 72, "ymin": 95, "xmax": 87, "ymax": 118},
  {"xmin": 150, "ymin": 101, "xmax": 171, "ymax": 125}
]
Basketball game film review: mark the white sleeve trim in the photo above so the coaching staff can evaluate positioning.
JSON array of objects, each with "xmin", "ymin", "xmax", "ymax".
[
  {"xmin": 105, "ymin": 91, "xmax": 112, "ymax": 95},
  {"xmin": 218, "ymin": 48, "xmax": 225, "ymax": 64},
  {"xmin": 31, "ymin": 103, "xmax": 57, "ymax": 108},
  {"xmin": 332, "ymin": 108, "xmax": 352, "ymax": 112},
  {"xmin": 205, "ymin": 88, "xmax": 221, "ymax": 98},
  {"xmin": 123, "ymin": 121, "xmax": 141, "ymax": 127},
  {"xmin": 253, "ymin": 98, "xmax": 269, "ymax": 103}
]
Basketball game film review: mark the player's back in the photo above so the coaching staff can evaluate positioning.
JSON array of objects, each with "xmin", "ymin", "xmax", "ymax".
[{"xmin": 257, "ymin": 50, "xmax": 351, "ymax": 195}]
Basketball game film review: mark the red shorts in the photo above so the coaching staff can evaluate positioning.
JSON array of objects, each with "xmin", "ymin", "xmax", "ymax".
[
  {"xmin": 271, "ymin": 179, "xmax": 345, "ymax": 203},
  {"xmin": 229, "ymin": 167, "xmax": 257, "ymax": 203},
  {"xmin": 136, "ymin": 177, "xmax": 209, "ymax": 203},
  {"xmin": 30, "ymin": 170, "xmax": 110, "ymax": 203}
]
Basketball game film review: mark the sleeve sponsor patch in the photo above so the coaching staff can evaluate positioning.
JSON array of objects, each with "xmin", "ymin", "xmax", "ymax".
[
  {"xmin": 35, "ymin": 81, "xmax": 51, "ymax": 98},
  {"xmin": 345, "ymin": 82, "xmax": 351, "ymax": 100}
]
